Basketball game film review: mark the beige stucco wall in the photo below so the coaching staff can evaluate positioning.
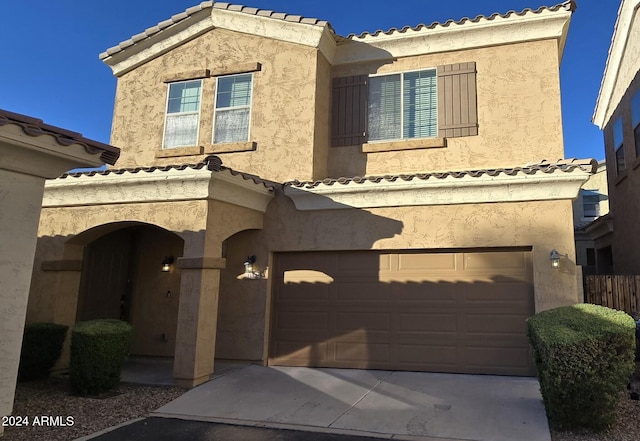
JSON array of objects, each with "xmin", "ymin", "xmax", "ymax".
[
  {"xmin": 111, "ymin": 27, "xmax": 323, "ymax": 182},
  {"xmin": 329, "ymin": 39, "xmax": 564, "ymax": 178},
  {"xmin": 110, "ymin": 30, "xmax": 564, "ymax": 182},
  {"xmin": 0, "ymin": 170, "xmax": 46, "ymax": 433},
  {"xmin": 215, "ymin": 192, "xmax": 579, "ymax": 362}
]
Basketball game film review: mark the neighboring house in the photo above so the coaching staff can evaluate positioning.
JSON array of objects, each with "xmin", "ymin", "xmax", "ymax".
[
  {"xmin": 26, "ymin": 0, "xmax": 593, "ymax": 387},
  {"xmin": 0, "ymin": 109, "xmax": 119, "ymax": 436},
  {"xmin": 593, "ymin": 0, "xmax": 640, "ymax": 274},
  {"xmin": 573, "ymin": 161, "xmax": 610, "ymax": 275}
]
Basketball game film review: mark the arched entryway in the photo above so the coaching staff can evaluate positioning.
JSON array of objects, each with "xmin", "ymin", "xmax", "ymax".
[{"xmin": 74, "ymin": 222, "xmax": 184, "ymax": 358}]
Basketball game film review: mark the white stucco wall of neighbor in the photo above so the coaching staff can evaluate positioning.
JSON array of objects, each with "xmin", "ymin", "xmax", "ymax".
[{"xmin": 0, "ymin": 113, "xmax": 118, "ymax": 436}]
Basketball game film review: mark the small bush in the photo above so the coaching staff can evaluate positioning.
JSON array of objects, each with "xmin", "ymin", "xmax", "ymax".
[
  {"xmin": 70, "ymin": 319, "xmax": 132, "ymax": 395},
  {"xmin": 18, "ymin": 322, "xmax": 68, "ymax": 381},
  {"xmin": 528, "ymin": 304, "xmax": 635, "ymax": 431}
]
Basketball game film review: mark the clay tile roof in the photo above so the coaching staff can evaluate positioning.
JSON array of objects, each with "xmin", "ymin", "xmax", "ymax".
[
  {"xmin": 58, "ymin": 155, "xmax": 275, "ymax": 190},
  {"xmin": 100, "ymin": 1, "xmax": 332, "ymax": 60},
  {"xmin": 284, "ymin": 158, "xmax": 597, "ymax": 189},
  {"xmin": 346, "ymin": 0, "xmax": 577, "ymax": 39},
  {"xmin": 0, "ymin": 108, "xmax": 120, "ymax": 165}
]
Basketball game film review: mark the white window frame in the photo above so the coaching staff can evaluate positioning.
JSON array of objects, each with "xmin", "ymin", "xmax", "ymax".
[
  {"xmin": 212, "ymin": 73, "xmax": 253, "ymax": 144},
  {"xmin": 162, "ymin": 79, "xmax": 203, "ymax": 149},
  {"xmin": 367, "ymin": 68, "xmax": 438, "ymax": 142}
]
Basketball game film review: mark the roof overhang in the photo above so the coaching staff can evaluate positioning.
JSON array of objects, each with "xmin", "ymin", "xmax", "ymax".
[
  {"xmin": 284, "ymin": 160, "xmax": 595, "ymax": 211},
  {"xmin": 101, "ymin": 3, "xmax": 335, "ymax": 77},
  {"xmin": 333, "ymin": 1, "xmax": 575, "ymax": 65},
  {"xmin": 593, "ymin": 0, "xmax": 640, "ymax": 128},
  {"xmin": 0, "ymin": 109, "xmax": 119, "ymax": 178},
  {"xmin": 43, "ymin": 165, "xmax": 274, "ymax": 213}
]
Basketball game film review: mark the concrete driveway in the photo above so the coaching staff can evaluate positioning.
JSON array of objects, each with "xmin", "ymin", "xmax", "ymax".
[{"xmin": 152, "ymin": 365, "xmax": 550, "ymax": 441}]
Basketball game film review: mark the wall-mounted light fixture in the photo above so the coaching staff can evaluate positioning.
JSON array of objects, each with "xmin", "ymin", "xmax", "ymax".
[
  {"xmin": 243, "ymin": 255, "xmax": 263, "ymax": 279},
  {"xmin": 550, "ymin": 249, "xmax": 561, "ymax": 269},
  {"xmin": 161, "ymin": 256, "xmax": 175, "ymax": 272}
]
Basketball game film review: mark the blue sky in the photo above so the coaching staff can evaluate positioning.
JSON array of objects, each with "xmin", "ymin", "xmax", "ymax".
[{"xmin": 1, "ymin": 1, "xmax": 620, "ymax": 162}]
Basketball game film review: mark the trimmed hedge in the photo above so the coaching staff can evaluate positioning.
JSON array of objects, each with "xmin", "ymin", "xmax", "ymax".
[
  {"xmin": 70, "ymin": 319, "xmax": 132, "ymax": 395},
  {"xmin": 528, "ymin": 304, "xmax": 635, "ymax": 431},
  {"xmin": 18, "ymin": 322, "xmax": 68, "ymax": 381}
]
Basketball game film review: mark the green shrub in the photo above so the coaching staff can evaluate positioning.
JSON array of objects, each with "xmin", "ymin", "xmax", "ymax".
[
  {"xmin": 18, "ymin": 322, "xmax": 68, "ymax": 381},
  {"xmin": 70, "ymin": 319, "xmax": 132, "ymax": 395},
  {"xmin": 528, "ymin": 304, "xmax": 635, "ymax": 431}
]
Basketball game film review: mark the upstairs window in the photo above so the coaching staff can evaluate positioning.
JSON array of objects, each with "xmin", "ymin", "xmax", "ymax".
[
  {"xmin": 213, "ymin": 73, "xmax": 253, "ymax": 144},
  {"xmin": 163, "ymin": 80, "xmax": 202, "ymax": 148},
  {"xmin": 632, "ymin": 90, "xmax": 640, "ymax": 157},
  {"xmin": 331, "ymin": 62, "xmax": 478, "ymax": 147},
  {"xmin": 613, "ymin": 117, "xmax": 625, "ymax": 174},
  {"xmin": 582, "ymin": 192, "xmax": 601, "ymax": 218},
  {"xmin": 368, "ymin": 70, "xmax": 438, "ymax": 141}
]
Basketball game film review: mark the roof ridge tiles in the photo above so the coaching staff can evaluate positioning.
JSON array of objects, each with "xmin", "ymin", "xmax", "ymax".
[{"xmin": 283, "ymin": 157, "xmax": 596, "ymax": 188}]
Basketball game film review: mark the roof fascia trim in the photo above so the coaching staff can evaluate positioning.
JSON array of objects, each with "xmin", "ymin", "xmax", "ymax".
[
  {"xmin": 103, "ymin": 9, "xmax": 214, "ymax": 77},
  {"xmin": 593, "ymin": 0, "xmax": 640, "ymax": 128},
  {"xmin": 284, "ymin": 169, "xmax": 591, "ymax": 211},
  {"xmin": 334, "ymin": 8, "xmax": 573, "ymax": 65},
  {"xmin": 43, "ymin": 167, "xmax": 274, "ymax": 212}
]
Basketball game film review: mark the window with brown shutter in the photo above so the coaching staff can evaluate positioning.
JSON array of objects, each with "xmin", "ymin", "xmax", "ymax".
[
  {"xmin": 331, "ymin": 62, "xmax": 478, "ymax": 147},
  {"xmin": 437, "ymin": 62, "xmax": 478, "ymax": 138},
  {"xmin": 331, "ymin": 75, "xmax": 368, "ymax": 147}
]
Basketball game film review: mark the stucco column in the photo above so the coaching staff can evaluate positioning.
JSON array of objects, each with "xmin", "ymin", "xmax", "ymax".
[
  {"xmin": 0, "ymin": 170, "xmax": 46, "ymax": 434},
  {"xmin": 173, "ymin": 256, "xmax": 226, "ymax": 388}
]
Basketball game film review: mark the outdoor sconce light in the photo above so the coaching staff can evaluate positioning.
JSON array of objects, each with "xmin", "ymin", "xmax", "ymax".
[
  {"xmin": 243, "ymin": 255, "xmax": 262, "ymax": 279},
  {"xmin": 161, "ymin": 256, "xmax": 174, "ymax": 272},
  {"xmin": 550, "ymin": 249, "xmax": 561, "ymax": 269}
]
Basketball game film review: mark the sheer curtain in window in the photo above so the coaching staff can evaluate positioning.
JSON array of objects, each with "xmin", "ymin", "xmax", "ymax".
[{"xmin": 214, "ymin": 74, "xmax": 252, "ymax": 143}]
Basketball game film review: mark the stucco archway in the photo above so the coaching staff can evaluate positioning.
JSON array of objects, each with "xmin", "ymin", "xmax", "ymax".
[{"xmin": 72, "ymin": 222, "xmax": 184, "ymax": 358}]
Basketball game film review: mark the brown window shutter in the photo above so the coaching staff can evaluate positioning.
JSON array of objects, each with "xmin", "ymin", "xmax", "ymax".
[
  {"xmin": 437, "ymin": 62, "xmax": 478, "ymax": 138},
  {"xmin": 331, "ymin": 75, "xmax": 368, "ymax": 147}
]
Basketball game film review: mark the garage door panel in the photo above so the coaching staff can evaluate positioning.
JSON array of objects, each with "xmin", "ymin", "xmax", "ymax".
[
  {"xmin": 398, "ymin": 344, "xmax": 458, "ymax": 365},
  {"xmin": 465, "ymin": 346, "xmax": 531, "ymax": 369},
  {"xmin": 274, "ymin": 311, "xmax": 329, "ymax": 330},
  {"xmin": 278, "ymin": 283, "xmax": 330, "ymax": 302},
  {"xmin": 397, "ymin": 284, "xmax": 457, "ymax": 302},
  {"xmin": 398, "ymin": 313, "xmax": 458, "ymax": 333},
  {"xmin": 463, "ymin": 251, "xmax": 529, "ymax": 271},
  {"xmin": 465, "ymin": 314, "xmax": 529, "ymax": 334},
  {"xmin": 336, "ymin": 283, "xmax": 391, "ymax": 302},
  {"xmin": 397, "ymin": 253, "xmax": 457, "ymax": 272},
  {"xmin": 335, "ymin": 342, "xmax": 390, "ymax": 364},
  {"xmin": 336, "ymin": 312, "xmax": 390, "ymax": 331},
  {"xmin": 270, "ymin": 249, "xmax": 534, "ymax": 376},
  {"xmin": 272, "ymin": 341, "xmax": 329, "ymax": 362}
]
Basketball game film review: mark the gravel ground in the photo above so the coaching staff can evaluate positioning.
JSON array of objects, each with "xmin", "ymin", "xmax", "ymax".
[
  {"xmin": 3, "ymin": 377, "xmax": 186, "ymax": 441},
  {"xmin": 4, "ymin": 373, "xmax": 640, "ymax": 441},
  {"xmin": 550, "ymin": 396, "xmax": 640, "ymax": 441}
]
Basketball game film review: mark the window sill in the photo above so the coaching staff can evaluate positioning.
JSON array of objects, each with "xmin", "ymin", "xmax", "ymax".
[
  {"xmin": 204, "ymin": 142, "xmax": 256, "ymax": 154},
  {"xmin": 614, "ymin": 172, "xmax": 628, "ymax": 186},
  {"xmin": 155, "ymin": 146, "xmax": 204, "ymax": 158},
  {"xmin": 362, "ymin": 138, "xmax": 446, "ymax": 153}
]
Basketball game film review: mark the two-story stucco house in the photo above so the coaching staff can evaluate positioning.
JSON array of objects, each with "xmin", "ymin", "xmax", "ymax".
[
  {"xmin": 593, "ymin": 0, "xmax": 640, "ymax": 274},
  {"xmin": 27, "ymin": 0, "xmax": 595, "ymax": 387}
]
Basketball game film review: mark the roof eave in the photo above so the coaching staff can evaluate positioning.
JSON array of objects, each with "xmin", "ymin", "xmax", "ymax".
[
  {"xmin": 333, "ymin": 3, "xmax": 575, "ymax": 65},
  {"xmin": 593, "ymin": 0, "xmax": 640, "ymax": 128}
]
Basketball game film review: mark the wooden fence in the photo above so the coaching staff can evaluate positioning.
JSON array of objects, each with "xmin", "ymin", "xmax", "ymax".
[{"xmin": 584, "ymin": 275, "xmax": 640, "ymax": 315}]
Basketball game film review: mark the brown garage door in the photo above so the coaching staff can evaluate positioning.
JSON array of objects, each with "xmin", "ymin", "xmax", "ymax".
[{"xmin": 269, "ymin": 249, "xmax": 534, "ymax": 376}]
